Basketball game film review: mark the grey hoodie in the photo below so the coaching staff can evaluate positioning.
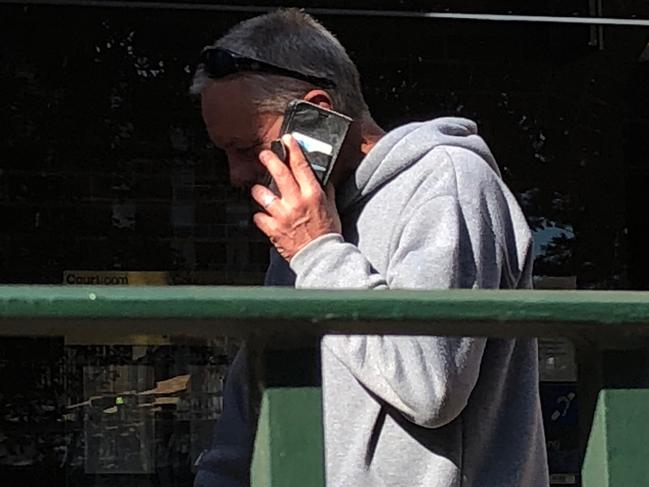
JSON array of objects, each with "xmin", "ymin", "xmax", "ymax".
[{"xmin": 194, "ymin": 118, "xmax": 549, "ymax": 487}]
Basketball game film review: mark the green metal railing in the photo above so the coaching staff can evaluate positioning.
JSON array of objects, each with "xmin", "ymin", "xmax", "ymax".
[{"xmin": 1, "ymin": 286, "xmax": 649, "ymax": 486}]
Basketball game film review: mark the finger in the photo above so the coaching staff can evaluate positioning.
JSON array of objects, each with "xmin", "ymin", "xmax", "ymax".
[
  {"xmin": 252, "ymin": 211, "xmax": 278, "ymax": 238},
  {"xmin": 250, "ymin": 184, "xmax": 284, "ymax": 216},
  {"xmin": 283, "ymin": 134, "xmax": 320, "ymax": 193},
  {"xmin": 258, "ymin": 149, "xmax": 300, "ymax": 200}
]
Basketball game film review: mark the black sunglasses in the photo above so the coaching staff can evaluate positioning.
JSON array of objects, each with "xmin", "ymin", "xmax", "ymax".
[{"xmin": 200, "ymin": 47, "xmax": 336, "ymax": 89}]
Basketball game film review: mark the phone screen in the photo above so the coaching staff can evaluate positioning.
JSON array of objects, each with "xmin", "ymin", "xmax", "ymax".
[{"xmin": 272, "ymin": 100, "xmax": 352, "ymax": 186}]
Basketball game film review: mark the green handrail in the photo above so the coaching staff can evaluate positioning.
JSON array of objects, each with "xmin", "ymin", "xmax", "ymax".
[{"xmin": 0, "ymin": 286, "xmax": 648, "ymax": 335}]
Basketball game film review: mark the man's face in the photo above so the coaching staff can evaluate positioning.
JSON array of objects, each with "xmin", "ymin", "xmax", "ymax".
[{"xmin": 201, "ymin": 78, "xmax": 282, "ymax": 189}]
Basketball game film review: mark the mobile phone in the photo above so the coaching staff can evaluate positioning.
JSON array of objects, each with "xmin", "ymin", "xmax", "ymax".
[{"xmin": 270, "ymin": 100, "xmax": 353, "ymax": 187}]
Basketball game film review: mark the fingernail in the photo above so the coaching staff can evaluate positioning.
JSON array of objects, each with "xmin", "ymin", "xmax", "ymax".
[{"xmin": 282, "ymin": 134, "xmax": 293, "ymax": 144}]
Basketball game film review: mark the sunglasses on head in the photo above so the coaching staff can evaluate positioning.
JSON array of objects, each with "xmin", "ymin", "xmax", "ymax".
[{"xmin": 200, "ymin": 47, "xmax": 337, "ymax": 89}]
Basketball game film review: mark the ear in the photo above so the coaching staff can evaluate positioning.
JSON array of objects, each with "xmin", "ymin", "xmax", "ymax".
[{"xmin": 303, "ymin": 89, "xmax": 334, "ymax": 110}]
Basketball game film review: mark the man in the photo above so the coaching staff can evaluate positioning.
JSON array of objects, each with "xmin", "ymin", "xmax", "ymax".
[{"xmin": 192, "ymin": 8, "xmax": 549, "ymax": 487}]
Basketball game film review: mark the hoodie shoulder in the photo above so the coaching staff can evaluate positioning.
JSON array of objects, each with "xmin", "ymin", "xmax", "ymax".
[
  {"xmin": 431, "ymin": 145, "xmax": 533, "ymax": 285},
  {"xmin": 339, "ymin": 117, "xmax": 502, "ymax": 212}
]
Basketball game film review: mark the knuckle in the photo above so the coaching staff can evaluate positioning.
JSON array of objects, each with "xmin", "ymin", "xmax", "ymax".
[
  {"xmin": 310, "ymin": 188, "xmax": 325, "ymax": 204},
  {"xmin": 276, "ymin": 166, "xmax": 293, "ymax": 182}
]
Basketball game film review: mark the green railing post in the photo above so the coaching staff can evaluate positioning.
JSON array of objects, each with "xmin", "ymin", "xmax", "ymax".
[
  {"xmin": 583, "ymin": 389, "xmax": 649, "ymax": 486},
  {"xmin": 250, "ymin": 343, "xmax": 325, "ymax": 487},
  {"xmin": 251, "ymin": 388, "xmax": 325, "ymax": 487},
  {"xmin": 577, "ymin": 347, "xmax": 649, "ymax": 486}
]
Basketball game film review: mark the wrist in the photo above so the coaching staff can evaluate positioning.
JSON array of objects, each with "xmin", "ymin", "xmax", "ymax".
[{"xmin": 289, "ymin": 232, "xmax": 343, "ymax": 268}]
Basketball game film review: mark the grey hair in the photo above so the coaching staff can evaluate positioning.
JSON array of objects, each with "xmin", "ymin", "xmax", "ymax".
[{"xmin": 191, "ymin": 9, "xmax": 369, "ymax": 119}]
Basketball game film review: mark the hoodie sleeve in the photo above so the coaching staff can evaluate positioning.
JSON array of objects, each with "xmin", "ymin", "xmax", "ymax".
[{"xmin": 289, "ymin": 195, "xmax": 501, "ymax": 428}]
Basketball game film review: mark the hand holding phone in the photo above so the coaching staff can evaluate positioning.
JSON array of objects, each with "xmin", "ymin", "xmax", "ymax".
[
  {"xmin": 270, "ymin": 100, "xmax": 352, "ymax": 187},
  {"xmin": 252, "ymin": 134, "xmax": 343, "ymax": 261},
  {"xmin": 251, "ymin": 100, "xmax": 350, "ymax": 260}
]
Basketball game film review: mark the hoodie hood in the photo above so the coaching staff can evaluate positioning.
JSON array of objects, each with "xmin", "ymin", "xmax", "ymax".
[{"xmin": 338, "ymin": 117, "xmax": 500, "ymax": 212}]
